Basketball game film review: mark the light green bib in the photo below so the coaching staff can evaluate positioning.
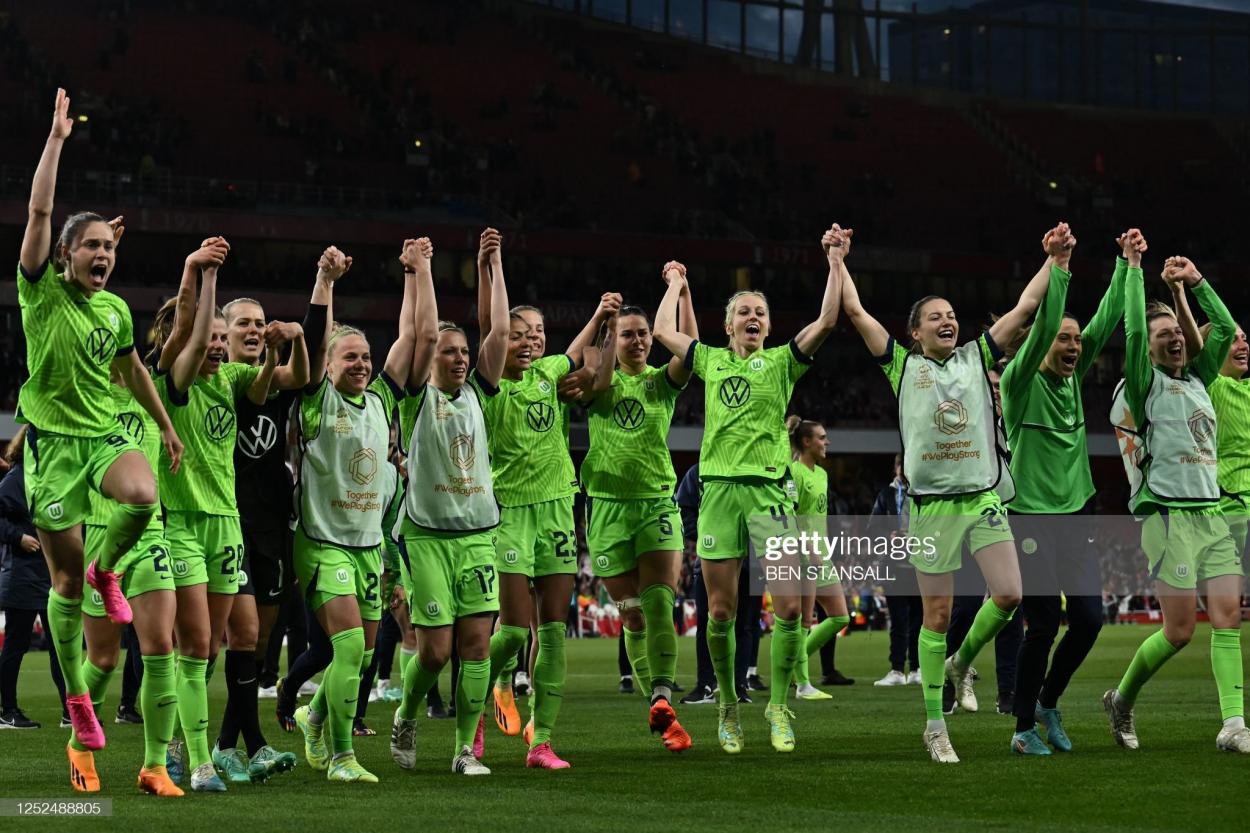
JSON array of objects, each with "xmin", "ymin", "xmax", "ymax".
[{"xmin": 404, "ymin": 383, "xmax": 499, "ymax": 533}]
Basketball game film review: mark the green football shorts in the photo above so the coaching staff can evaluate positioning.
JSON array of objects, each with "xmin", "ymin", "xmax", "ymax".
[
  {"xmin": 81, "ymin": 524, "xmax": 175, "ymax": 617},
  {"xmin": 586, "ymin": 496, "xmax": 680, "ymax": 577},
  {"xmin": 494, "ymin": 496, "xmax": 576, "ymax": 577}
]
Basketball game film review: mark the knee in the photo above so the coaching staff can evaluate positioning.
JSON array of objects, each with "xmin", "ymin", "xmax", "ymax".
[
  {"xmin": 229, "ymin": 625, "xmax": 259, "ymax": 653},
  {"xmin": 421, "ymin": 649, "xmax": 450, "ymax": 672},
  {"xmin": 1163, "ymin": 622, "xmax": 1194, "ymax": 649},
  {"xmin": 54, "ymin": 574, "xmax": 84, "ymax": 599},
  {"xmin": 995, "ymin": 591, "xmax": 1022, "ymax": 612},
  {"xmin": 709, "ymin": 603, "xmax": 735, "ymax": 623},
  {"xmin": 621, "ymin": 608, "xmax": 644, "ymax": 631},
  {"xmin": 924, "ymin": 599, "xmax": 951, "ymax": 632},
  {"xmin": 115, "ymin": 478, "xmax": 158, "ymax": 508},
  {"xmin": 88, "ymin": 652, "xmax": 118, "ymax": 674},
  {"xmin": 145, "ymin": 636, "xmax": 174, "ymax": 656}
]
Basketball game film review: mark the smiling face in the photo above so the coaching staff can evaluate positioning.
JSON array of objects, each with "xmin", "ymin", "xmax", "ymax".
[
  {"xmin": 910, "ymin": 297, "xmax": 958, "ymax": 358},
  {"xmin": 226, "ymin": 302, "xmax": 266, "ymax": 364},
  {"xmin": 724, "ymin": 293, "xmax": 770, "ymax": 354},
  {"xmin": 330, "ymin": 333, "xmax": 372, "ymax": 396},
  {"xmin": 432, "ymin": 329, "xmax": 470, "ymax": 392},
  {"xmin": 803, "ymin": 423, "xmax": 828, "ymax": 462},
  {"xmin": 616, "ymin": 313, "xmax": 652, "ymax": 370},
  {"xmin": 518, "ymin": 309, "xmax": 546, "ymax": 359},
  {"xmin": 200, "ymin": 317, "xmax": 228, "ymax": 377},
  {"xmin": 1224, "ymin": 327, "xmax": 1248, "ymax": 378},
  {"xmin": 62, "ymin": 220, "xmax": 117, "ymax": 295},
  {"xmin": 1042, "ymin": 316, "xmax": 1083, "ymax": 378},
  {"xmin": 1148, "ymin": 314, "xmax": 1186, "ymax": 373},
  {"xmin": 504, "ymin": 317, "xmax": 533, "ymax": 376}
]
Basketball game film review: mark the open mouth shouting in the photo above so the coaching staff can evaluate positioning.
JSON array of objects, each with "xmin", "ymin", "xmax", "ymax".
[
  {"xmin": 205, "ymin": 348, "xmax": 226, "ymax": 370},
  {"xmin": 1232, "ymin": 345, "xmax": 1249, "ymax": 370},
  {"xmin": 744, "ymin": 321, "xmax": 762, "ymax": 339},
  {"xmin": 88, "ymin": 262, "xmax": 109, "ymax": 288},
  {"xmin": 937, "ymin": 324, "xmax": 956, "ymax": 343}
]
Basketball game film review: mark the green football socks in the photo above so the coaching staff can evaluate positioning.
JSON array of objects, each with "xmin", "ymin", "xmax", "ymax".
[{"xmin": 530, "ymin": 622, "xmax": 566, "ymax": 748}]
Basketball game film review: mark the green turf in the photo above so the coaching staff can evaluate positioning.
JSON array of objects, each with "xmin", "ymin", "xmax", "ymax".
[{"xmin": 2, "ymin": 624, "xmax": 1248, "ymax": 831}]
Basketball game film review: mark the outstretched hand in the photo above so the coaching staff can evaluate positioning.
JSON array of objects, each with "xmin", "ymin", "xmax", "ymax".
[
  {"xmin": 1162, "ymin": 256, "xmax": 1202, "ymax": 288},
  {"xmin": 400, "ymin": 237, "xmax": 434, "ymax": 274},
  {"xmin": 1043, "ymin": 222, "xmax": 1076, "ymax": 267},
  {"xmin": 264, "ymin": 321, "xmax": 303, "ymax": 348},
  {"xmin": 317, "ymin": 246, "xmax": 352, "ymax": 284},
  {"xmin": 822, "ymin": 224, "xmax": 853, "ymax": 263},
  {"xmin": 1116, "ymin": 229, "xmax": 1147, "ymax": 268},
  {"xmin": 50, "ymin": 88, "xmax": 73, "ymax": 140},
  {"xmin": 186, "ymin": 237, "xmax": 230, "ymax": 271},
  {"xmin": 478, "ymin": 228, "xmax": 502, "ymax": 268}
]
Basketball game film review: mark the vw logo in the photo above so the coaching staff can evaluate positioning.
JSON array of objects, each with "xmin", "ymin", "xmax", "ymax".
[
  {"xmin": 526, "ymin": 402, "xmax": 555, "ymax": 432},
  {"xmin": 612, "ymin": 398, "xmax": 644, "ymax": 430},
  {"xmin": 336, "ymin": 568, "xmax": 350, "ymax": 584},
  {"xmin": 718, "ymin": 377, "xmax": 751, "ymax": 408},
  {"xmin": 426, "ymin": 601, "xmax": 440, "ymax": 616},
  {"xmin": 205, "ymin": 404, "xmax": 235, "ymax": 441},
  {"xmin": 85, "ymin": 327, "xmax": 116, "ymax": 365},
  {"xmin": 116, "ymin": 411, "xmax": 145, "ymax": 445},
  {"xmin": 237, "ymin": 415, "xmax": 278, "ymax": 459},
  {"xmin": 595, "ymin": 555, "xmax": 610, "ymax": 570}
]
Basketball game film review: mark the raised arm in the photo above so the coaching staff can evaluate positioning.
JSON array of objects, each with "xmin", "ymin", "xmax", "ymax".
[
  {"xmin": 794, "ymin": 225, "xmax": 848, "ymax": 357},
  {"xmin": 653, "ymin": 265, "xmax": 695, "ymax": 363},
  {"xmin": 476, "ymin": 228, "xmax": 500, "ymax": 340},
  {"xmin": 1120, "ymin": 229, "xmax": 1152, "ymax": 426},
  {"xmin": 565, "ymin": 293, "xmax": 621, "ymax": 366},
  {"xmin": 21, "ymin": 89, "xmax": 73, "ymax": 276},
  {"xmin": 1174, "ymin": 257, "xmax": 1235, "ymax": 386},
  {"xmin": 163, "ymin": 238, "xmax": 229, "ymax": 372},
  {"xmin": 838, "ymin": 233, "xmax": 890, "ymax": 357},
  {"xmin": 248, "ymin": 337, "xmax": 280, "ymax": 406},
  {"xmin": 171, "ymin": 242, "xmax": 228, "ymax": 393},
  {"xmin": 1075, "ymin": 256, "xmax": 1128, "ymax": 380},
  {"xmin": 989, "ymin": 223, "xmax": 1071, "ymax": 349},
  {"xmin": 475, "ymin": 234, "xmax": 510, "ymax": 387},
  {"xmin": 402, "ymin": 237, "xmax": 439, "ymax": 390},
  {"xmin": 383, "ymin": 242, "xmax": 422, "ymax": 386},
  {"xmin": 260, "ymin": 320, "xmax": 307, "ymax": 395},
  {"xmin": 1167, "ymin": 267, "xmax": 1204, "ymax": 361},
  {"xmin": 667, "ymin": 260, "xmax": 698, "ymax": 384},
  {"xmin": 558, "ymin": 293, "xmax": 621, "ymax": 401},
  {"xmin": 583, "ymin": 313, "xmax": 618, "ymax": 402},
  {"xmin": 1001, "ymin": 228, "xmax": 1074, "ymax": 411},
  {"xmin": 308, "ymin": 246, "xmax": 352, "ymax": 388},
  {"xmin": 116, "ymin": 350, "xmax": 183, "ymax": 474}
]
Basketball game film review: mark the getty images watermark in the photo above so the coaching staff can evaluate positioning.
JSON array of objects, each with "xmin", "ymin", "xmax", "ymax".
[
  {"xmin": 758, "ymin": 528, "xmax": 937, "ymax": 584},
  {"xmin": 741, "ymin": 512, "xmax": 1250, "ymax": 598}
]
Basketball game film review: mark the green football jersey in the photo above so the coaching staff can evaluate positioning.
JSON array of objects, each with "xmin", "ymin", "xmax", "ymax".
[
  {"xmin": 88, "ymin": 385, "xmax": 163, "ymax": 530},
  {"xmin": 16, "ymin": 261, "xmax": 135, "ymax": 436},
  {"xmin": 158, "ymin": 362, "xmax": 262, "ymax": 515},
  {"xmin": 1208, "ymin": 374, "xmax": 1250, "ymax": 495},
  {"xmin": 474, "ymin": 355, "xmax": 578, "ymax": 507},
  {"xmin": 582, "ymin": 365, "xmax": 683, "ymax": 498},
  {"xmin": 791, "ymin": 459, "xmax": 829, "ymax": 516},
  {"xmin": 688, "ymin": 341, "xmax": 812, "ymax": 480}
]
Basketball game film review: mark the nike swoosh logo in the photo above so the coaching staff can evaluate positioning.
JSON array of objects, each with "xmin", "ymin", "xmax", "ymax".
[
  {"xmin": 58, "ymin": 635, "xmax": 77, "ymax": 644},
  {"xmin": 508, "ymin": 390, "xmax": 521, "ymax": 397},
  {"xmin": 238, "ymin": 678, "xmax": 257, "ymax": 685},
  {"xmin": 157, "ymin": 701, "xmax": 175, "ymax": 708},
  {"xmin": 716, "ymin": 366, "xmax": 727, "ymax": 371},
  {"xmin": 343, "ymin": 698, "xmax": 357, "ymax": 705},
  {"xmin": 926, "ymin": 684, "xmax": 942, "ymax": 690}
]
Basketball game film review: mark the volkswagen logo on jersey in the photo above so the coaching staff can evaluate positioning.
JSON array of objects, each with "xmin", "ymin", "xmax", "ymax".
[
  {"xmin": 85, "ymin": 327, "xmax": 117, "ymax": 365},
  {"xmin": 237, "ymin": 414, "xmax": 279, "ymax": 459},
  {"xmin": 749, "ymin": 356, "xmax": 764, "ymax": 372},
  {"xmin": 116, "ymin": 411, "xmax": 145, "ymax": 444},
  {"xmin": 718, "ymin": 376, "xmax": 750, "ymax": 408},
  {"xmin": 205, "ymin": 405, "xmax": 235, "ymax": 441},
  {"xmin": 612, "ymin": 398, "xmax": 644, "ymax": 430},
  {"xmin": 526, "ymin": 402, "xmax": 555, "ymax": 432}
]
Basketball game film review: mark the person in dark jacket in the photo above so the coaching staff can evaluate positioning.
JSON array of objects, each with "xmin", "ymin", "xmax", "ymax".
[
  {"xmin": 0, "ymin": 427, "xmax": 68, "ymax": 728},
  {"xmin": 870, "ymin": 454, "xmax": 923, "ymax": 687}
]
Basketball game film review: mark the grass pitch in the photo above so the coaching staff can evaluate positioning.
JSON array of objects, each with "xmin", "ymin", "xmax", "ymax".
[{"xmin": 1, "ymin": 624, "xmax": 1248, "ymax": 832}]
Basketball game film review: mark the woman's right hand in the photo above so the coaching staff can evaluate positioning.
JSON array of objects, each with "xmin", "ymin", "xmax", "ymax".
[{"xmin": 20, "ymin": 534, "xmax": 41, "ymax": 553}]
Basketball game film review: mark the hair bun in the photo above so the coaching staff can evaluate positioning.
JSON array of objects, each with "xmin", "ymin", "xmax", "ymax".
[{"xmin": 785, "ymin": 414, "xmax": 802, "ymax": 433}]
